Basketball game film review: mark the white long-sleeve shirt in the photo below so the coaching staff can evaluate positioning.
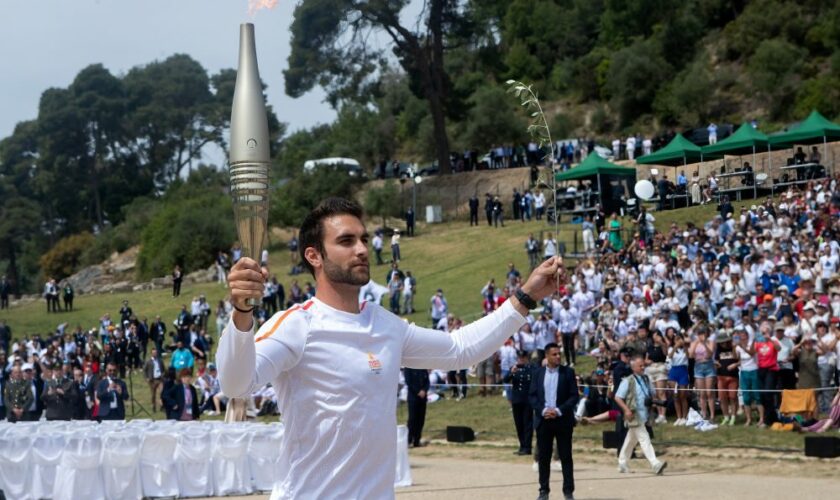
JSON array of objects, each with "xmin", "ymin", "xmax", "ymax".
[{"xmin": 217, "ymin": 297, "xmax": 525, "ymax": 500}]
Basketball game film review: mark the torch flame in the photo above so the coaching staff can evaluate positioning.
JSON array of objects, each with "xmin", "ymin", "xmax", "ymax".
[{"xmin": 248, "ymin": 0, "xmax": 279, "ymax": 15}]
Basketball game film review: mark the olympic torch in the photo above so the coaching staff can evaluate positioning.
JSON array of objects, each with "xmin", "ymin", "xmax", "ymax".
[{"xmin": 230, "ymin": 23, "xmax": 270, "ymax": 307}]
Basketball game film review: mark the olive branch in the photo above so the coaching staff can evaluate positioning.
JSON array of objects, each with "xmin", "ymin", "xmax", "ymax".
[{"xmin": 506, "ymin": 80, "xmax": 559, "ymax": 242}]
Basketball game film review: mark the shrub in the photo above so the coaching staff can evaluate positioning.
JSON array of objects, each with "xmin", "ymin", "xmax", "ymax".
[{"xmin": 39, "ymin": 232, "xmax": 95, "ymax": 281}]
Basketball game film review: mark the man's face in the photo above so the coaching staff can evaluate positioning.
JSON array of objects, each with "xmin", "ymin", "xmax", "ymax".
[
  {"xmin": 10, "ymin": 367, "xmax": 21, "ymax": 380},
  {"xmin": 631, "ymin": 357, "xmax": 645, "ymax": 375},
  {"xmin": 106, "ymin": 365, "xmax": 117, "ymax": 377},
  {"xmin": 73, "ymin": 369, "xmax": 83, "ymax": 382},
  {"xmin": 545, "ymin": 347, "xmax": 562, "ymax": 368},
  {"xmin": 316, "ymin": 215, "xmax": 370, "ymax": 286},
  {"xmin": 23, "ymin": 368, "xmax": 33, "ymax": 380}
]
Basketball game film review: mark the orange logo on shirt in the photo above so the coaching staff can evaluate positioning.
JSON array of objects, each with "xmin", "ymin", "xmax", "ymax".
[{"xmin": 367, "ymin": 352, "xmax": 382, "ymax": 373}]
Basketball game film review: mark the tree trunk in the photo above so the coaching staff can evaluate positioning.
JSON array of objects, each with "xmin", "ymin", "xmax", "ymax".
[
  {"xmin": 426, "ymin": 0, "xmax": 451, "ymax": 175},
  {"xmin": 427, "ymin": 93, "xmax": 451, "ymax": 175},
  {"xmin": 6, "ymin": 241, "xmax": 19, "ymax": 296}
]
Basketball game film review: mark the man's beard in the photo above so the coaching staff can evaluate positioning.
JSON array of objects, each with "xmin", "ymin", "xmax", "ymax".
[{"xmin": 322, "ymin": 255, "xmax": 369, "ymax": 286}]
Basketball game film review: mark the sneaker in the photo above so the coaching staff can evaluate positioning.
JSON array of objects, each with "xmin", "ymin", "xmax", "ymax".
[
  {"xmin": 551, "ymin": 461, "xmax": 563, "ymax": 471},
  {"xmin": 653, "ymin": 461, "xmax": 668, "ymax": 475},
  {"xmin": 655, "ymin": 415, "xmax": 667, "ymax": 424},
  {"xmin": 673, "ymin": 418, "xmax": 683, "ymax": 426},
  {"xmin": 618, "ymin": 464, "xmax": 630, "ymax": 473},
  {"xmin": 728, "ymin": 416, "xmax": 736, "ymax": 426},
  {"xmin": 532, "ymin": 462, "xmax": 539, "ymax": 472}
]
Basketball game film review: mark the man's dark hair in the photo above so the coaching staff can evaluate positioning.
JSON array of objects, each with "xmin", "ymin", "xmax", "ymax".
[
  {"xmin": 544, "ymin": 342, "xmax": 560, "ymax": 352},
  {"xmin": 299, "ymin": 198, "xmax": 364, "ymax": 277}
]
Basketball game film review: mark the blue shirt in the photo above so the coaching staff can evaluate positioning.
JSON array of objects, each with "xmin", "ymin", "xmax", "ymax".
[
  {"xmin": 616, "ymin": 374, "xmax": 653, "ymax": 423},
  {"xmin": 172, "ymin": 348, "xmax": 194, "ymax": 370}
]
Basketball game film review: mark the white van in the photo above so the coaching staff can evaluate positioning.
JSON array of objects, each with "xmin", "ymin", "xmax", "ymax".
[{"xmin": 303, "ymin": 157, "xmax": 365, "ymax": 178}]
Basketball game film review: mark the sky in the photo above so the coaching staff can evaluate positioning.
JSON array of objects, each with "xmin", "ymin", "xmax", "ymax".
[{"xmin": 0, "ymin": 0, "xmax": 338, "ymax": 163}]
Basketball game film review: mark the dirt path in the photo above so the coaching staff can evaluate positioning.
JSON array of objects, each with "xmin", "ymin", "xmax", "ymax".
[{"xmin": 397, "ymin": 454, "xmax": 839, "ymax": 499}]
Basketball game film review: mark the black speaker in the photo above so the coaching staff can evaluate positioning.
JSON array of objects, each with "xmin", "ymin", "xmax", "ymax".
[
  {"xmin": 602, "ymin": 430, "xmax": 621, "ymax": 449},
  {"xmin": 804, "ymin": 436, "xmax": 840, "ymax": 458},
  {"xmin": 446, "ymin": 426, "xmax": 475, "ymax": 443}
]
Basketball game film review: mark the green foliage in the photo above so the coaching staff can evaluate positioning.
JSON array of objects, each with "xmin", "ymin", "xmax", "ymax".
[
  {"xmin": 136, "ymin": 170, "xmax": 235, "ymax": 280},
  {"xmin": 604, "ymin": 39, "xmax": 672, "ymax": 127},
  {"xmin": 748, "ymin": 38, "xmax": 807, "ymax": 117},
  {"xmin": 38, "ymin": 232, "xmax": 95, "ymax": 281},
  {"xmin": 459, "ymin": 86, "xmax": 526, "ymax": 152},
  {"xmin": 653, "ymin": 59, "xmax": 715, "ymax": 126},
  {"xmin": 269, "ymin": 167, "xmax": 357, "ymax": 228},
  {"xmin": 364, "ymin": 181, "xmax": 402, "ymax": 227},
  {"xmin": 795, "ymin": 74, "xmax": 840, "ymax": 120},
  {"xmin": 550, "ymin": 113, "xmax": 581, "ymax": 140}
]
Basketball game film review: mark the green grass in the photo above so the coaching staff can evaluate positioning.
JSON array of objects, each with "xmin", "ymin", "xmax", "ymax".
[{"xmin": 1, "ymin": 201, "xmax": 810, "ymax": 450}]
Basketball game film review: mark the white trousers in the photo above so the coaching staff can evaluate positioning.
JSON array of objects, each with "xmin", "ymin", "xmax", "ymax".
[
  {"xmin": 582, "ymin": 230, "xmax": 595, "ymax": 252},
  {"xmin": 618, "ymin": 424, "xmax": 659, "ymax": 468}
]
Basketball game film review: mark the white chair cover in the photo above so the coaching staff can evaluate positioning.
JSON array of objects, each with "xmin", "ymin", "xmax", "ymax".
[
  {"xmin": 102, "ymin": 431, "xmax": 143, "ymax": 500},
  {"xmin": 175, "ymin": 428, "xmax": 214, "ymax": 497},
  {"xmin": 248, "ymin": 427, "xmax": 285, "ymax": 492},
  {"xmin": 139, "ymin": 431, "xmax": 180, "ymax": 498},
  {"xmin": 395, "ymin": 425, "xmax": 413, "ymax": 488},
  {"xmin": 0, "ymin": 430, "xmax": 33, "ymax": 500},
  {"xmin": 30, "ymin": 432, "xmax": 66, "ymax": 500},
  {"xmin": 52, "ymin": 432, "xmax": 104, "ymax": 500},
  {"xmin": 211, "ymin": 428, "xmax": 254, "ymax": 496}
]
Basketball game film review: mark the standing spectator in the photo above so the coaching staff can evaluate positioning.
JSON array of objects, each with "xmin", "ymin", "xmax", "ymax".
[
  {"xmin": 468, "ymin": 194, "xmax": 479, "ymax": 226},
  {"xmin": 44, "ymin": 277, "xmax": 59, "ymax": 313},
  {"xmin": 642, "ymin": 137, "xmax": 652, "ymax": 156},
  {"xmin": 534, "ymin": 189, "xmax": 546, "ymax": 221},
  {"xmin": 626, "ymin": 135, "xmax": 636, "ymax": 161},
  {"xmin": 557, "ymin": 298, "xmax": 580, "ymax": 367},
  {"xmin": 714, "ymin": 332, "xmax": 738, "ymax": 425},
  {"xmin": 707, "ymin": 122, "xmax": 718, "ymax": 145},
  {"xmin": 667, "ymin": 334, "xmax": 690, "ymax": 425},
  {"xmin": 172, "ymin": 265, "xmax": 183, "ymax": 297},
  {"xmin": 372, "ymin": 230, "xmax": 384, "ymax": 265},
  {"xmin": 612, "ymin": 138, "xmax": 621, "ymax": 159},
  {"xmin": 289, "ymin": 232, "xmax": 300, "ymax": 274},
  {"xmin": 403, "ymin": 271, "xmax": 417, "ymax": 314},
  {"xmin": 216, "ymin": 250, "xmax": 230, "ymax": 285},
  {"xmin": 23, "ymin": 363, "xmax": 44, "ymax": 420},
  {"xmin": 119, "ymin": 300, "xmax": 133, "ymax": 325},
  {"xmin": 689, "ymin": 328, "xmax": 716, "ymax": 421},
  {"xmin": 3, "ymin": 365, "xmax": 33, "ymax": 423},
  {"xmin": 387, "ymin": 264, "xmax": 404, "ymax": 315},
  {"xmin": 164, "ymin": 368, "xmax": 200, "ymax": 421},
  {"xmin": 493, "ymin": 196, "xmax": 504, "ymax": 227},
  {"xmin": 0, "ymin": 275, "xmax": 10, "ymax": 309},
  {"xmin": 144, "ymin": 348, "xmax": 166, "ymax": 413},
  {"xmin": 73, "ymin": 367, "xmax": 93, "ymax": 420},
  {"xmin": 405, "ymin": 207, "xmax": 415, "ymax": 237},
  {"xmin": 608, "ymin": 213, "xmax": 623, "ymax": 251},
  {"xmin": 149, "ymin": 315, "xmax": 166, "ymax": 355},
  {"xmin": 543, "ymin": 234, "xmax": 558, "ymax": 261},
  {"xmin": 95, "ymin": 362, "xmax": 128, "ymax": 421},
  {"xmin": 484, "ymin": 193, "xmax": 494, "ymax": 226},
  {"xmin": 215, "ymin": 300, "xmax": 231, "ymax": 338},
  {"xmin": 512, "ymin": 188, "xmax": 522, "ymax": 221},
  {"xmin": 582, "ymin": 216, "xmax": 596, "ymax": 254},
  {"xmin": 171, "ymin": 340, "xmax": 195, "ymax": 371},
  {"xmin": 62, "ymin": 281, "xmax": 74, "ymax": 311},
  {"xmin": 526, "ymin": 233, "xmax": 541, "ymax": 270},
  {"xmin": 230, "ymin": 242, "xmax": 242, "ymax": 264},
  {"xmin": 615, "ymin": 354, "xmax": 667, "ymax": 475},
  {"xmin": 530, "ymin": 343, "xmax": 579, "ymax": 500},
  {"xmin": 391, "ymin": 229, "xmax": 401, "ymax": 263},
  {"xmin": 42, "ymin": 363, "xmax": 77, "ymax": 421},
  {"xmin": 0, "ymin": 319, "xmax": 11, "ymax": 354},
  {"xmin": 505, "ymin": 350, "xmax": 535, "ymax": 455},
  {"xmin": 404, "ymin": 367, "xmax": 430, "ymax": 447},
  {"xmin": 430, "ymin": 289, "xmax": 448, "ymax": 328},
  {"xmin": 272, "ymin": 277, "xmax": 285, "ymax": 313},
  {"xmin": 754, "ymin": 324, "xmax": 781, "ymax": 426}
]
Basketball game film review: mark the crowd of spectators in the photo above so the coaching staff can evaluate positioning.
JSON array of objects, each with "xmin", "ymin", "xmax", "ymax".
[{"xmin": 460, "ymin": 176, "xmax": 840, "ymax": 436}]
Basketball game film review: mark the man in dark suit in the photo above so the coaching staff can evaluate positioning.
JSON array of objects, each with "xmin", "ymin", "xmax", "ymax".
[
  {"xmin": 404, "ymin": 367, "xmax": 430, "ymax": 447},
  {"xmin": 468, "ymin": 195, "xmax": 479, "ymax": 226},
  {"xmin": 529, "ymin": 343, "xmax": 579, "ymax": 500},
  {"xmin": 504, "ymin": 350, "xmax": 534, "ymax": 455},
  {"xmin": 96, "ymin": 362, "xmax": 129, "ymax": 420},
  {"xmin": 163, "ymin": 368, "xmax": 200, "ymax": 421},
  {"xmin": 42, "ymin": 363, "xmax": 77, "ymax": 421},
  {"xmin": 23, "ymin": 363, "xmax": 44, "ymax": 420}
]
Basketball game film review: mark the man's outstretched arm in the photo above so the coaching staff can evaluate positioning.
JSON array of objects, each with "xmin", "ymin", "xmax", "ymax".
[{"xmin": 402, "ymin": 256, "xmax": 563, "ymax": 370}]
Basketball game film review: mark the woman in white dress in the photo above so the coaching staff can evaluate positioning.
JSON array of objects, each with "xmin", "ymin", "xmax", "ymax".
[{"xmin": 690, "ymin": 171, "xmax": 702, "ymax": 205}]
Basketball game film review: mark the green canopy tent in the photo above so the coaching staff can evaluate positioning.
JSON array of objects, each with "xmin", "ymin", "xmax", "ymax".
[
  {"xmin": 555, "ymin": 153, "xmax": 637, "ymax": 215},
  {"xmin": 637, "ymin": 134, "xmax": 717, "ymax": 206},
  {"xmin": 701, "ymin": 123, "xmax": 771, "ymax": 199},
  {"xmin": 769, "ymin": 110, "xmax": 840, "ymax": 176}
]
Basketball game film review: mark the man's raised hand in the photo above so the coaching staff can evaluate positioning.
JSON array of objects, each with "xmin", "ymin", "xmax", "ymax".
[
  {"xmin": 228, "ymin": 257, "xmax": 268, "ymax": 332},
  {"xmin": 521, "ymin": 256, "xmax": 564, "ymax": 302}
]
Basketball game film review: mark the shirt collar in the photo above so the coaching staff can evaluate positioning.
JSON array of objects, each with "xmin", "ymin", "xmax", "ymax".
[{"xmin": 546, "ymin": 366, "xmax": 559, "ymax": 374}]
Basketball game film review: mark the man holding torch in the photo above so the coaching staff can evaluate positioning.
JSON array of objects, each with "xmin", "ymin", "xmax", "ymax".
[{"xmin": 217, "ymin": 197, "xmax": 563, "ymax": 499}]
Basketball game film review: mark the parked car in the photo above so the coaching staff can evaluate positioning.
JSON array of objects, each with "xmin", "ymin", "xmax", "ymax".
[{"xmin": 303, "ymin": 157, "xmax": 366, "ymax": 178}]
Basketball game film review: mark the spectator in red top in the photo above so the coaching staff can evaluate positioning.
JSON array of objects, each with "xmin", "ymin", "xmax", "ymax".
[{"xmin": 753, "ymin": 322, "xmax": 781, "ymax": 427}]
